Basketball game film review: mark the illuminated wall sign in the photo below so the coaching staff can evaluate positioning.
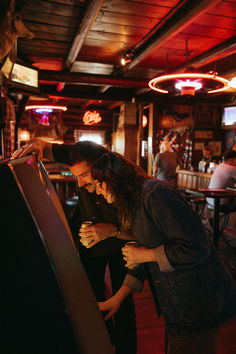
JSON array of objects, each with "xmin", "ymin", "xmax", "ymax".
[{"xmin": 83, "ymin": 111, "xmax": 102, "ymax": 125}]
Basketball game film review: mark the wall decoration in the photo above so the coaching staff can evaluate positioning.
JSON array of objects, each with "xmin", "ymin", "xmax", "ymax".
[
  {"xmin": 195, "ymin": 105, "xmax": 221, "ymax": 128},
  {"xmin": 225, "ymin": 131, "xmax": 235, "ymax": 150},
  {"xmin": 209, "ymin": 141, "xmax": 222, "ymax": 156},
  {"xmin": 194, "ymin": 130, "xmax": 213, "ymax": 139},
  {"xmin": 154, "ymin": 128, "xmax": 192, "ymax": 169},
  {"xmin": 194, "ymin": 142, "xmax": 204, "ymax": 150}
]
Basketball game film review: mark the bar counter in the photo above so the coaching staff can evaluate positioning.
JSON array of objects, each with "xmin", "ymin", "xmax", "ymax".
[{"xmin": 177, "ymin": 169, "xmax": 211, "ymax": 190}]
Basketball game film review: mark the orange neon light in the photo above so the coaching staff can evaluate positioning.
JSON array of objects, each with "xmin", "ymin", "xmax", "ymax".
[
  {"xmin": 83, "ymin": 111, "xmax": 102, "ymax": 125},
  {"xmin": 148, "ymin": 73, "xmax": 229, "ymax": 94},
  {"xmin": 25, "ymin": 105, "xmax": 67, "ymax": 111}
]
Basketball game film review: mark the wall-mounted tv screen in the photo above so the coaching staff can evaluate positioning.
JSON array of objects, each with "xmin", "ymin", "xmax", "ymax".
[
  {"xmin": 0, "ymin": 56, "xmax": 39, "ymax": 93},
  {"xmin": 0, "ymin": 155, "xmax": 113, "ymax": 354},
  {"xmin": 222, "ymin": 106, "xmax": 236, "ymax": 127}
]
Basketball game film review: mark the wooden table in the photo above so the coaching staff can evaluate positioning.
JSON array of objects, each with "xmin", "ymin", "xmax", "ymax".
[{"xmin": 185, "ymin": 188, "xmax": 236, "ymax": 249}]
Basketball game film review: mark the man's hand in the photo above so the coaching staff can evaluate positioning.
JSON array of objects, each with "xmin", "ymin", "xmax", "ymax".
[
  {"xmin": 11, "ymin": 138, "xmax": 53, "ymax": 161},
  {"xmin": 79, "ymin": 223, "xmax": 118, "ymax": 248}
]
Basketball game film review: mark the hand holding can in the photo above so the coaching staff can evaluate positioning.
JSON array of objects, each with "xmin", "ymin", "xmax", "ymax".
[{"xmin": 79, "ymin": 221, "xmax": 93, "ymax": 247}]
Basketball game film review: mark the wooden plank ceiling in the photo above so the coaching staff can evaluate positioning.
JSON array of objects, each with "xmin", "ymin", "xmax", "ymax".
[{"xmin": 9, "ymin": 0, "xmax": 236, "ymax": 131}]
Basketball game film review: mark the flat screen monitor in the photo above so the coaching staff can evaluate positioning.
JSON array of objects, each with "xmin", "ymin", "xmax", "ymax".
[
  {"xmin": 0, "ymin": 155, "xmax": 113, "ymax": 354},
  {"xmin": 222, "ymin": 106, "xmax": 236, "ymax": 127},
  {"xmin": 0, "ymin": 56, "xmax": 39, "ymax": 93}
]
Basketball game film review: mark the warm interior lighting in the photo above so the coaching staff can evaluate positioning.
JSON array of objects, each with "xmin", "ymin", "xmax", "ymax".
[
  {"xmin": 25, "ymin": 105, "xmax": 67, "ymax": 127},
  {"xmin": 142, "ymin": 115, "xmax": 148, "ymax": 128},
  {"xmin": 25, "ymin": 105, "xmax": 67, "ymax": 111},
  {"xmin": 229, "ymin": 77, "xmax": 236, "ymax": 88},
  {"xmin": 149, "ymin": 72, "xmax": 229, "ymax": 95},
  {"xmin": 18, "ymin": 129, "xmax": 30, "ymax": 142},
  {"xmin": 83, "ymin": 111, "xmax": 102, "ymax": 125},
  {"xmin": 120, "ymin": 53, "xmax": 132, "ymax": 66},
  {"xmin": 39, "ymin": 114, "xmax": 50, "ymax": 126}
]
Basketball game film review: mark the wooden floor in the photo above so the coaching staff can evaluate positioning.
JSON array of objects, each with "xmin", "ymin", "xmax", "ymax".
[{"xmin": 133, "ymin": 240, "xmax": 236, "ymax": 354}]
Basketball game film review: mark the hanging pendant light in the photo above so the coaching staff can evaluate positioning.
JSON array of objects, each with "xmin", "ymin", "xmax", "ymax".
[
  {"xmin": 149, "ymin": 72, "xmax": 229, "ymax": 96},
  {"xmin": 25, "ymin": 105, "xmax": 67, "ymax": 126},
  {"xmin": 148, "ymin": 40, "xmax": 229, "ymax": 96}
]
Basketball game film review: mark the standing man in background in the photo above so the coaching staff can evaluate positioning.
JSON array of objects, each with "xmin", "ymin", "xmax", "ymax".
[
  {"xmin": 12, "ymin": 139, "xmax": 137, "ymax": 354},
  {"xmin": 152, "ymin": 140, "xmax": 180, "ymax": 187},
  {"xmin": 207, "ymin": 149, "xmax": 236, "ymax": 213}
]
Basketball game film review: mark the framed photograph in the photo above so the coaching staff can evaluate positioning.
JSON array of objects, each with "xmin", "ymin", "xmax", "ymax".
[
  {"xmin": 195, "ymin": 105, "xmax": 214, "ymax": 127},
  {"xmin": 194, "ymin": 142, "xmax": 204, "ymax": 150},
  {"xmin": 209, "ymin": 141, "xmax": 222, "ymax": 156},
  {"xmin": 204, "ymin": 130, "xmax": 213, "ymax": 139}
]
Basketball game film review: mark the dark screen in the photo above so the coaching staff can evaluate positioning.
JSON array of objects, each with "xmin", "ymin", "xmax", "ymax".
[{"xmin": 0, "ymin": 156, "xmax": 112, "ymax": 354}]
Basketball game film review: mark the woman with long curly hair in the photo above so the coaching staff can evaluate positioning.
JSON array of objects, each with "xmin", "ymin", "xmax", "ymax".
[{"xmin": 91, "ymin": 151, "xmax": 236, "ymax": 354}]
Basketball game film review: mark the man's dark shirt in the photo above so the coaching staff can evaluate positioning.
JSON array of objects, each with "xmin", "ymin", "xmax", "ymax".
[{"xmin": 52, "ymin": 143, "xmax": 127, "ymax": 257}]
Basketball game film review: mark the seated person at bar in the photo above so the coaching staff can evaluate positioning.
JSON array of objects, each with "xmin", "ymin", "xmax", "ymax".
[
  {"xmin": 90, "ymin": 151, "xmax": 236, "ymax": 354},
  {"xmin": 207, "ymin": 149, "xmax": 236, "ymax": 213},
  {"xmin": 152, "ymin": 140, "xmax": 180, "ymax": 187}
]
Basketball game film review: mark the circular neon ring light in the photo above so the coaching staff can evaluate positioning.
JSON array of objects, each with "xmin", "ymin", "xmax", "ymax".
[
  {"xmin": 148, "ymin": 73, "xmax": 229, "ymax": 94},
  {"xmin": 25, "ymin": 105, "xmax": 67, "ymax": 111}
]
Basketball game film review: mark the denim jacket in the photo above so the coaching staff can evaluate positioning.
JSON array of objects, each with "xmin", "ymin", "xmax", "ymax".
[{"xmin": 123, "ymin": 178, "xmax": 236, "ymax": 337}]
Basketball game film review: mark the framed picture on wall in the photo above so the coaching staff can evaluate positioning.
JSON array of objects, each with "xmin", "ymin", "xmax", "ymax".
[
  {"xmin": 209, "ymin": 141, "xmax": 222, "ymax": 156},
  {"xmin": 194, "ymin": 105, "xmax": 220, "ymax": 128}
]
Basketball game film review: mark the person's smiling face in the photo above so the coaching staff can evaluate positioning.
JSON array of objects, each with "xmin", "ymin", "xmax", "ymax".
[
  {"xmin": 70, "ymin": 161, "xmax": 96, "ymax": 193},
  {"xmin": 95, "ymin": 180, "xmax": 115, "ymax": 204}
]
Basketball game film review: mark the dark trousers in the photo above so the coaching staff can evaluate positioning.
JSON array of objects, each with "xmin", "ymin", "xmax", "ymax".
[
  {"xmin": 80, "ymin": 252, "xmax": 137, "ymax": 354},
  {"xmin": 165, "ymin": 328, "xmax": 218, "ymax": 354}
]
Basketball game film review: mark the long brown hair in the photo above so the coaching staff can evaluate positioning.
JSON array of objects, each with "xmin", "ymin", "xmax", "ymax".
[{"xmin": 91, "ymin": 152, "xmax": 148, "ymax": 230}]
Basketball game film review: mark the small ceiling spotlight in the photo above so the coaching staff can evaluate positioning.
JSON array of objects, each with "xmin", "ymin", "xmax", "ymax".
[{"xmin": 121, "ymin": 53, "xmax": 132, "ymax": 66}]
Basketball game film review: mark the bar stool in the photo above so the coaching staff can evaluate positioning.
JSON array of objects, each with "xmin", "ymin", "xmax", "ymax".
[
  {"xmin": 189, "ymin": 196, "xmax": 206, "ymax": 216},
  {"xmin": 207, "ymin": 205, "xmax": 234, "ymax": 249}
]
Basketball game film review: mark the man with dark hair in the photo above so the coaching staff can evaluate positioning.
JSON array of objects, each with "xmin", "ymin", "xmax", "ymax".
[
  {"xmin": 12, "ymin": 139, "xmax": 137, "ymax": 354},
  {"xmin": 207, "ymin": 149, "xmax": 236, "ymax": 213}
]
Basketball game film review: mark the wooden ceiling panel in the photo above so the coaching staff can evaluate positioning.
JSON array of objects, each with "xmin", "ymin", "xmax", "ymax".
[
  {"xmin": 101, "ymin": 0, "xmax": 173, "ymax": 18},
  {"xmin": 2, "ymin": 0, "xmax": 235, "ymax": 134},
  {"xmin": 196, "ymin": 14, "xmax": 236, "ymax": 30},
  {"xmin": 95, "ymin": 11, "xmax": 161, "ymax": 28},
  {"xmin": 21, "ymin": 0, "xmax": 83, "ymax": 18},
  {"xmin": 181, "ymin": 23, "xmax": 236, "ymax": 40},
  {"xmin": 23, "ymin": 21, "xmax": 75, "ymax": 37},
  {"xmin": 206, "ymin": 0, "xmax": 236, "ymax": 16}
]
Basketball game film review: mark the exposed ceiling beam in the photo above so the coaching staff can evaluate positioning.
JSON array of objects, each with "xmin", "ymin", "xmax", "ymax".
[
  {"xmin": 37, "ymin": 86, "xmax": 232, "ymax": 105},
  {"xmin": 175, "ymin": 36, "xmax": 236, "ymax": 73},
  {"xmin": 135, "ymin": 36, "xmax": 236, "ymax": 95},
  {"xmin": 121, "ymin": 0, "xmax": 221, "ymax": 73},
  {"xmin": 39, "ymin": 70, "xmax": 148, "ymax": 88},
  {"xmin": 65, "ymin": 0, "xmax": 104, "ymax": 69}
]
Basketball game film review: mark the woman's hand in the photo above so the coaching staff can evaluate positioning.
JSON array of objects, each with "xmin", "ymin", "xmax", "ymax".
[
  {"xmin": 97, "ymin": 285, "xmax": 133, "ymax": 320},
  {"xmin": 122, "ymin": 244, "xmax": 156, "ymax": 268},
  {"xmin": 97, "ymin": 296, "xmax": 122, "ymax": 321}
]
